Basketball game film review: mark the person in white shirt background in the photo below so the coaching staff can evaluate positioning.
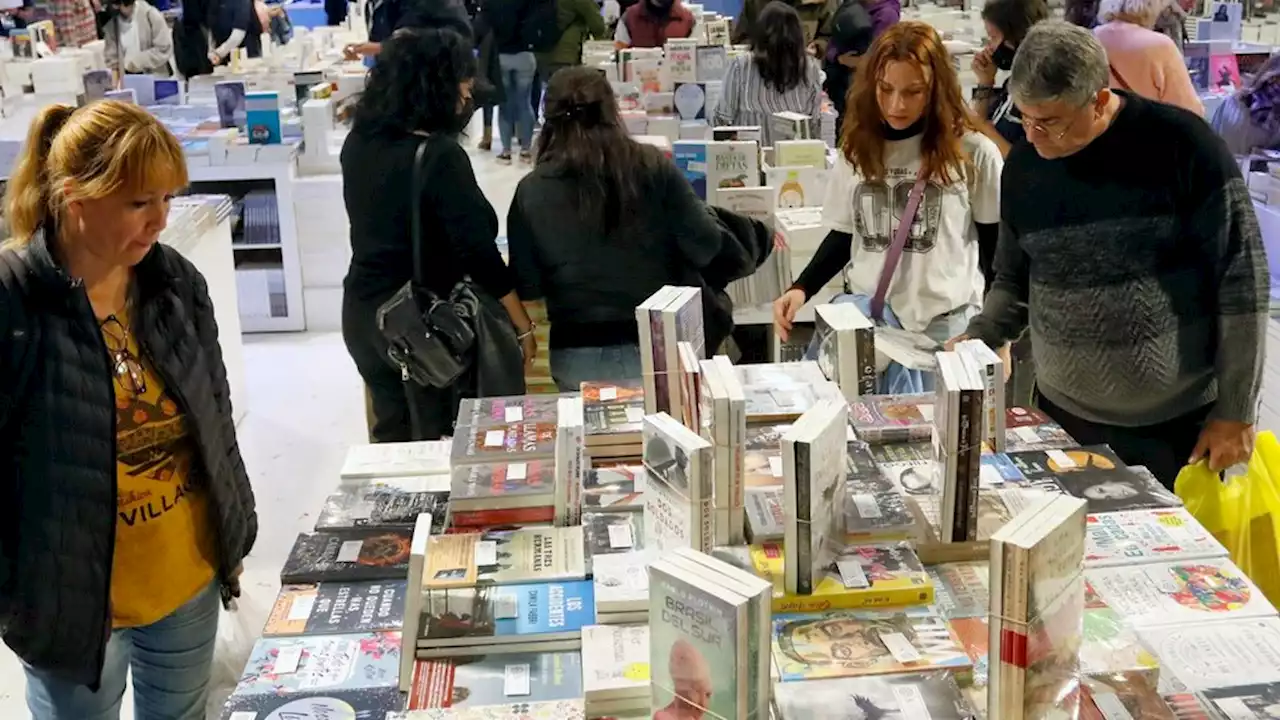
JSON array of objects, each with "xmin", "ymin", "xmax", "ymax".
[{"xmin": 102, "ymin": 0, "xmax": 174, "ymax": 77}]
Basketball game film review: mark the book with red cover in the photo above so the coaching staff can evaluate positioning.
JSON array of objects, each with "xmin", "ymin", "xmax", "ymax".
[{"xmin": 449, "ymin": 506, "xmax": 555, "ymax": 528}]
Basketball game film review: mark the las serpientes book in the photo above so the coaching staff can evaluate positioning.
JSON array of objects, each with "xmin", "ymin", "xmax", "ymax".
[
  {"xmin": 1139, "ymin": 617, "xmax": 1280, "ymax": 694},
  {"xmin": 456, "ymin": 395, "xmax": 560, "ymax": 428},
  {"xmin": 648, "ymin": 557, "xmax": 751, "ymax": 720},
  {"xmin": 220, "ymin": 686, "xmax": 405, "ymax": 719},
  {"xmin": 264, "ymin": 580, "xmax": 407, "ymax": 636},
  {"xmin": 448, "ymin": 460, "xmax": 555, "ymax": 512},
  {"xmin": 849, "ymin": 394, "xmax": 935, "ymax": 445},
  {"xmin": 416, "ymin": 581, "xmax": 595, "ymax": 652},
  {"xmin": 772, "ymin": 672, "xmax": 976, "ymax": 720},
  {"xmin": 749, "ymin": 541, "xmax": 934, "ymax": 613},
  {"xmin": 234, "ymin": 631, "xmax": 402, "ymax": 695},
  {"xmin": 280, "ymin": 529, "xmax": 414, "ymax": 584},
  {"xmin": 449, "ymin": 422, "xmax": 557, "ymax": 467},
  {"xmin": 771, "ymin": 605, "xmax": 970, "ymax": 681},
  {"xmin": 420, "ymin": 527, "xmax": 586, "ymax": 590},
  {"xmin": 1084, "ymin": 508, "xmax": 1226, "ymax": 568},
  {"xmin": 1086, "ymin": 557, "xmax": 1276, "ymax": 629},
  {"xmin": 406, "ymin": 651, "xmax": 583, "ymax": 709}
]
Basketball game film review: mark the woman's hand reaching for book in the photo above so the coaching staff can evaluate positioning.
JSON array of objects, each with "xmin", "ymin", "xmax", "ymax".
[{"xmin": 773, "ymin": 289, "xmax": 806, "ymax": 342}]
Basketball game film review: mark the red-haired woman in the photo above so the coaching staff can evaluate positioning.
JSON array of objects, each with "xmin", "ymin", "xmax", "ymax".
[{"xmin": 772, "ymin": 22, "xmax": 1003, "ymax": 388}]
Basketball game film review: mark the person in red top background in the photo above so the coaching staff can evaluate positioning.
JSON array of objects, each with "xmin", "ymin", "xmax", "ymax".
[{"xmin": 613, "ymin": 0, "xmax": 693, "ymax": 48}]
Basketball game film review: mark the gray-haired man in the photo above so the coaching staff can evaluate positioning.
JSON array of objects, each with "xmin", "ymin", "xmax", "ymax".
[{"xmin": 956, "ymin": 20, "xmax": 1270, "ymax": 488}]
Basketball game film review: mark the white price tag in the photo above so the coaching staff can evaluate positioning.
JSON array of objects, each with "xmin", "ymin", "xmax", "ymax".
[
  {"xmin": 1047, "ymin": 449, "xmax": 1077, "ymax": 469},
  {"xmin": 507, "ymin": 463, "xmax": 528, "ymax": 481},
  {"xmin": 599, "ymin": 387, "xmax": 618, "ymax": 401},
  {"xmin": 1091, "ymin": 693, "xmax": 1136, "ymax": 720},
  {"xmin": 273, "ymin": 645, "xmax": 304, "ymax": 674},
  {"xmin": 336, "ymin": 540, "xmax": 363, "ymax": 564},
  {"xmin": 633, "ymin": 468, "xmax": 648, "ymax": 494},
  {"xmin": 625, "ymin": 406, "xmax": 644, "ymax": 423},
  {"xmin": 484, "ymin": 429, "xmax": 506, "ymax": 448},
  {"xmin": 286, "ymin": 594, "xmax": 317, "ymax": 622},
  {"xmin": 979, "ymin": 464, "xmax": 1004, "ymax": 488},
  {"xmin": 1014, "ymin": 426, "xmax": 1040, "ymax": 443},
  {"xmin": 879, "ymin": 632, "xmax": 923, "ymax": 664},
  {"xmin": 891, "ymin": 686, "xmax": 931, "ymax": 718},
  {"xmin": 495, "ymin": 592, "xmax": 519, "ymax": 619},
  {"xmin": 504, "ymin": 663, "xmax": 532, "ymax": 696},
  {"xmin": 768, "ymin": 456, "xmax": 783, "ymax": 478},
  {"xmin": 918, "ymin": 404, "xmax": 935, "ymax": 422},
  {"xmin": 475, "ymin": 540, "xmax": 498, "ymax": 566},
  {"xmin": 851, "ymin": 493, "xmax": 882, "ymax": 519},
  {"xmin": 836, "ymin": 559, "xmax": 870, "ymax": 589},
  {"xmin": 608, "ymin": 523, "xmax": 634, "ymax": 549},
  {"xmin": 229, "ymin": 713, "xmax": 258, "ymax": 720},
  {"xmin": 505, "ymin": 406, "xmax": 523, "ymax": 423}
]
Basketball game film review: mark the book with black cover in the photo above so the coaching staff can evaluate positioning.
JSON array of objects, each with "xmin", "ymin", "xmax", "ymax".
[
  {"xmin": 582, "ymin": 465, "xmax": 644, "ymax": 511},
  {"xmin": 1009, "ymin": 446, "xmax": 1181, "ymax": 514},
  {"xmin": 264, "ymin": 580, "xmax": 408, "ymax": 636},
  {"xmin": 220, "ymin": 687, "xmax": 404, "ymax": 719},
  {"xmin": 316, "ymin": 485, "xmax": 447, "ymax": 531},
  {"xmin": 281, "ymin": 529, "xmax": 414, "ymax": 584}
]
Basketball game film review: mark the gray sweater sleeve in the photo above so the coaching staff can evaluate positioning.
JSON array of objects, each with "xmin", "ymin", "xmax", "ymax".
[{"xmin": 1199, "ymin": 176, "xmax": 1270, "ymax": 424}]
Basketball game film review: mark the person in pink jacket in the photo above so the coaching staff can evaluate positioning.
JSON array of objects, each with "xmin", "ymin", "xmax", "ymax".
[{"xmin": 1093, "ymin": 0, "xmax": 1203, "ymax": 115}]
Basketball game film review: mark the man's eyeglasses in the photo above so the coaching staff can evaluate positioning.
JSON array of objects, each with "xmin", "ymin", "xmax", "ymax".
[{"xmin": 101, "ymin": 316, "xmax": 147, "ymax": 398}]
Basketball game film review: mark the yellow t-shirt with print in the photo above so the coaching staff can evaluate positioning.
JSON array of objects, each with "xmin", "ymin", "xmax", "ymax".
[{"xmin": 108, "ymin": 313, "xmax": 219, "ymax": 628}]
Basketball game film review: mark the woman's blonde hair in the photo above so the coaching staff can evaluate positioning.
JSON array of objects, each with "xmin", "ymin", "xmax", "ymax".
[
  {"xmin": 5, "ymin": 100, "xmax": 188, "ymax": 245},
  {"xmin": 1098, "ymin": 0, "xmax": 1168, "ymax": 26}
]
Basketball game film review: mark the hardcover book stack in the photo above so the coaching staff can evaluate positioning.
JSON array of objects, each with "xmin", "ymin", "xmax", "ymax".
[
  {"xmin": 698, "ymin": 354, "xmax": 748, "ymax": 545},
  {"xmin": 637, "ymin": 285, "xmax": 705, "ymax": 420},
  {"xmin": 581, "ymin": 379, "xmax": 645, "ymax": 462}
]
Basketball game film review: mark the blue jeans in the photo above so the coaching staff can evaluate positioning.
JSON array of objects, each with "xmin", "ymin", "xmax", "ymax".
[
  {"xmin": 498, "ymin": 51, "xmax": 536, "ymax": 153},
  {"xmin": 551, "ymin": 345, "xmax": 644, "ymax": 392},
  {"xmin": 24, "ymin": 581, "xmax": 221, "ymax": 720}
]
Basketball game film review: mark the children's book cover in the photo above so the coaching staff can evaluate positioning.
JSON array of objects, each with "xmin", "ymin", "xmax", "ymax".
[
  {"xmin": 235, "ymin": 632, "xmax": 402, "ymax": 695},
  {"xmin": 771, "ymin": 606, "xmax": 969, "ymax": 681}
]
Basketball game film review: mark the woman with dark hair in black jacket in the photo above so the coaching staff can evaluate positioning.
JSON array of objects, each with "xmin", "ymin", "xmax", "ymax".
[
  {"xmin": 507, "ymin": 66, "xmax": 767, "ymax": 391},
  {"xmin": 341, "ymin": 28, "xmax": 536, "ymax": 441},
  {"xmin": 0, "ymin": 100, "xmax": 257, "ymax": 719}
]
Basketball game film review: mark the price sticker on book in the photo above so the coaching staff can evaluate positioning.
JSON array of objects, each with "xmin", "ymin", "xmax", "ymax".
[
  {"xmin": 608, "ymin": 522, "xmax": 634, "ymax": 549},
  {"xmin": 633, "ymin": 468, "xmax": 647, "ymax": 494},
  {"xmin": 474, "ymin": 540, "xmax": 498, "ymax": 566},
  {"xmin": 836, "ymin": 559, "xmax": 870, "ymax": 589},
  {"xmin": 229, "ymin": 713, "xmax": 257, "ymax": 720},
  {"xmin": 918, "ymin": 404, "xmax": 935, "ymax": 422},
  {"xmin": 495, "ymin": 591, "xmax": 519, "ymax": 619},
  {"xmin": 768, "ymin": 456, "xmax": 783, "ymax": 478},
  {"xmin": 505, "ymin": 406, "xmax": 523, "ymax": 423},
  {"xmin": 599, "ymin": 386, "xmax": 618, "ymax": 401},
  {"xmin": 1046, "ymin": 449, "xmax": 1077, "ymax": 469},
  {"xmin": 273, "ymin": 645, "xmax": 304, "ymax": 675},
  {"xmin": 625, "ymin": 406, "xmax": 644, "ymax": 423},
  {"xmin": 503, "ymin": 663, "xmax": 531, "ymax": 696},
  {"xmin": 623, "ymin": 662, "xmax": 650, "ymax": 682},
  {"xmin": 851, "ymin": 493, "xmax": 881, "ymax": 519},
  {"xmin": 979, "ymin": 463, "xmax": 1004, "ymax": 488},
  {"xmin": 1014, "ymin": 426, "xmax": 1040, "ymax": 444},
  {"xmin": 1091, "ymin": 693, "xmax": 1136, "ymax": 720},
  {"xmin": 890, "ymin": 686, "xmax": 930, "ymax": 718},
  {"xmin": 336, "ymin": 540, "xmax": 364, "ymax": 564},
  {"xmin": 286, "ymin": 593, "xmax": 317, "ymax": 622},
  {"xmin": 507, "ymin": 463, "xmax": 528, "ymax": 481},
  {"xmin": 878, "ymin": 632, "xmax": 922, "ymax": 664}
]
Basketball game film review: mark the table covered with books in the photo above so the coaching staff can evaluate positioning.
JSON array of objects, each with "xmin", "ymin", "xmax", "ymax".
[{"xmin": 218, "ymin": 284, "xmax": 1278, "ymax": 720}]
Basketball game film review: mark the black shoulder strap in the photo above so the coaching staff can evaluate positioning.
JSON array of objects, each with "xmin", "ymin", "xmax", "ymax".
[
  {"xmin": 0, "ymin": 248, "xmax": 37, "ymax": 432},
  {"xmin": 410, "ymin": 135, "xmax": 444, "ymax": 290}
]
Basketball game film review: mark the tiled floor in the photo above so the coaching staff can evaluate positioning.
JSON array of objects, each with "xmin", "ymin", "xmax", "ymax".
[{"xmin": 0, "ymin": 139, "xmax": 1275, "ymax": 717}]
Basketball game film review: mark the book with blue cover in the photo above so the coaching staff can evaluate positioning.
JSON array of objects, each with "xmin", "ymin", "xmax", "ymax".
[
  {"xmin": 673, "ymin": 140, "xmax": 708, "ymax": 200},
  {"xmin": 234, "ymin": 631, "xmax": 402, "ymax": 695},
  {"xmin": 416, "ymin": 581, "xmax": 595, "ymax": 655},
  {"xmin": 245, "ymin": 91, "xmax": 282, "ymax": 144}
]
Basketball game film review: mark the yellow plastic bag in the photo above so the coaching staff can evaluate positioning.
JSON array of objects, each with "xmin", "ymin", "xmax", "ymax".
[{"xmin": 1175, "ymin": 431, "xmax": 1280, "ymax": 606}]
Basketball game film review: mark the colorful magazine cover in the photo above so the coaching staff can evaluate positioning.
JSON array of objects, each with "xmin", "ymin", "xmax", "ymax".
[
  {"xmin": 771, "ymin": 606, "xmax": 970, "ymax": 681},
  {"xmin": 1085, "ymin": 558, "xmax": 1276, "ymax": 628}
]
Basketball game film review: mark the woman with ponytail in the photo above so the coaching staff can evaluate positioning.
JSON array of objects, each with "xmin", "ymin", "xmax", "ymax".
[
  {"xmin": 0, "ymin": 100, "xmax": 257, "ymax": 719},
  {"xmin": 506, "ymin": 66, "xmax": 765, "ymax": 390}
]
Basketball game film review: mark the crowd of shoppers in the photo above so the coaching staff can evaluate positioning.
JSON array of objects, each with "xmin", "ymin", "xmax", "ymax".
[
  {"xmin": 1212, "ymin": 53, "xmax": 1280, "ymax": 154},
  {"xmin": 1092, "ymin": 0, "xmax": 1201, "ymax": 115}
]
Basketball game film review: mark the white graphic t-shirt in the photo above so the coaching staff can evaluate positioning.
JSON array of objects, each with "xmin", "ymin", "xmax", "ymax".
[{"xmin": 821, "ymin": 131, "xmax": 1003, "ymax": 333}]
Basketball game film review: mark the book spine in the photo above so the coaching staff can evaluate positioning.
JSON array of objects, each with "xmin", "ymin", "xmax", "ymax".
[
  {"xmin": 952, "ymin": 389, "xmax": 974, "ymax": 543},
  {"xmin": 855, "ymin": 327, "xmax": 876, "ymax": 399},
  {"xmin": 729, "ymin": 395, "xmax": 746, "ymax": 545},
  {"xmin": 663, "ymin": 306, "xmax": 683, "ymax": 421},
  {"xmin": 964, "ymin": 388, "xmax": 983, "ymax": 542},
  {"xmin": 637, "ymin": 304, "xmax": 658, "ymax": 414},
  {"xmin": 450, "ymin": 506, "xmax": 556, "ymax": 527},
  {"xmin": 782, "ymin": 437, "xmax": 799, "ymax": 594},
  {"xmin": 697, "ymin": 448, "xmax": 714, "ymax": 554},
  {"xmin": 795, "ymin": 440, "xmax": 813, "ymax": 595}
]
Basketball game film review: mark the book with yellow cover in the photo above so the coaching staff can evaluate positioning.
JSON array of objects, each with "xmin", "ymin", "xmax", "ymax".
[{"xmin": 749, "ymin": 541, "xmax": 934, "ymax": 613}]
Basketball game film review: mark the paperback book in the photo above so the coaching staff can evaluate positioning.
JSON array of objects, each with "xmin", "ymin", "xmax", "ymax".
[
  {"xmin": 389, "ymin": 700, "xmax": 585, "ymax": 719},
  {"xmin": 933, "ymin": 351, "xmax": 984, "ymax": 542},
  {"xmin": 744, "ymin": 486, "xmax": 784, "ymax": 542},
  {"xmin": 448, "ymin": 460, "xmax": 554, "ymax": 513},
  {"xmin": 1009, "ymin": 446, "xmax": 1181, "ymax": 513},
  {"xmin": 406, "ymin": 651, "xmax": 583, "ymax": 709},
  {"xmin": 1004, "ymin": 406, "xmax": 1075, "ymax": 452},
  {"xmin": 584, "ymin": 511, "xmax": 645, "ymax": 559},
  {"xmin": 782, "ymin": 398, "xmax": 848, "ymax": 594},
  {"xmin": 316, "ymin": 483, "xmax": 447, "ymax": 531},
  {"xmin": 665, "ymin": 39, "xmax": 697, "ymax": 82},
  {"xmin": 1081, "ymin": 670, "xmax": 1177, "ymax": 720},
  {"xmin": 735, "ymin": 361, "xmax": 841, "ymax": 423},
  {"xmin": 582, "ymin": 464, "xmax": 644, "ymax": 512},
  {"xmin": 695, "ymin": 45, "xmax": 727, "ymax": 81},
  {"xmin": 280, "ymin": 529, "xmax": 414, "ymax": 584},
  {"xmin": 1138, "ymin": 617, "xmax": 1280, "ymax": 693},
  {"xmin": 592, "ymin": 549, "xmax": 652, "ymax": 615},
  {"xmin": 845, "ymin": 441, "xmax": 916, "ymax": 538},
  {"xmin": 416, "ymin": 581, "xmax": 595, "ymax": 654},
  {"xmin": 554, "ymin": 395, "xmax": 585, "ymax": 525},
  {"xmin": 450, "ymin": 422, "xmax": 557, "ymax": 467},
  {"xmin": 849, "ymin": 394, "xmax": 935, "ymax": 445},
  {"xmin": 927, "ymin": 561, "xmax": 990, "ymax": 620},
  {"xmin": 772, "ymin": 672, "xmax": 976, "ymax": 720},
  {"xmin": 341, "ymin": 440, "xmax": 452, "ymax": 480},
  {"xmin": 264, "ymin": 580, "xmax": 407, "ymax": 636},
  {"xmin": 1084, "ymin": 508, "xmax": 1226, "ymax": 568},
  {"xmin": 743, "ymin": 423, "xmax": 789, "ymax": 489},
  {"xmin": 1081, "ymin": 583, "xmax": 1160, "ymax": 676},
  {"xmin": 581, "ymin": 624, "xmax": 650, "ymax": 706},
  {"xmin": 773, "ymin": 139, "xmax": 826, "ymax": 168},
  {"xmin": 420, "ymin": 527, "xmax": 586, "ymax": 590},
  {"xmin": 1202, "ymin": 682, "xmax": 1280, "ymax": 719},
  {"xmin": 234, "ymin": 631, "xmax": 402, "ymax": 695},
  {"xmin": 956, "ymin": 339, "xmax": 1005, "ymax": 453},
  {"xmin": 813, "ymin": 303, "xmax": 876, "ymax": 402},
  {"xmin": 698, "ymin": 355, "xmax": 747, "ymax": 545},
  {"xmin": 771, "ymin": 606, "xmax": 971, "ymax": 681},
  {"xmin": 765, "ymin": 165, "xmax": 827, "ymax": 209},
  {"xmin": 749, "ymin": 541, "xmax": 934, "ymax": 613},
  {"xmin": 456, "ymin": 396, "xmax": 560, "ymax": 428},
  {"xmin": 642, "ymin": 413, "xmax": 714, "ymax": 553},
  {"xmin": 1085, "ymin": 557, "xmax": 1276, "ymax": 628},
  {"xmin": 220, "ymin": 686, "xmax": 405, "ymax": 719},
  {"xmin": 707, "ymin": 140, "xmax": 761, "ymax": 196}
]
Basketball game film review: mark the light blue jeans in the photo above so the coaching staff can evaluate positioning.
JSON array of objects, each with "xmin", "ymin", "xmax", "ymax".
[
  {"xmin": 24, "ymin": 581, "xmax": 221, "ymax": 720},
  {"xmin": 551, "ymin": 345, "xmax": 644, "ymax": 392},
  {"xmin": 498, "ymin": 51, "xmax": 537, "ymax": 153}
]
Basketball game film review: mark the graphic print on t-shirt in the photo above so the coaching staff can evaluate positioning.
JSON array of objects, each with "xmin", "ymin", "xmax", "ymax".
[
  {"xmin": 852, "ymin": 173, "xmax": 943, "ymax": 254},
  {"xmin": 116, "ymin": 386, "xmax": 192, "ymax": 501}
]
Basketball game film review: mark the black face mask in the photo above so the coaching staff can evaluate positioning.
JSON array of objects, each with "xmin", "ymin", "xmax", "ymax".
[{"xmin": 991, "ymin": 43, "xmax": 1016, "ymax": 72}]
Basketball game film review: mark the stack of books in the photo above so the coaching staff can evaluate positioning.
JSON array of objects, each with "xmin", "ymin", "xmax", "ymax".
[
  {"xmin": 781, "ymin": 397, "xmax": 848, "ymax": 594},
  {"xmin": 581, "ymin": 379, "xmax": 645, "ymax": 462},
  {"xmin": 932, "ymin": 351, "xmax": 984, "ymax": 543},
  {"xmin": 698, "ymin": 354, "xmax": 748, "ymax": 545},
  {"xmin": 642, "ymin": 412, "xmax": 714, "ymax": 553},
  {"xmin": 581, "ymin": 624, "xmax": 651, "ymax": 716},
  {"xmin": 404, "ymin": 652, "xmax": 584, "ymax": 713},
  {"xmin": 849, "ymin": 394, "xmax": 936, "ymax": 445},
  {"xmin": 448, "ymin": 396, "xmax": 561, "ymax": 528},
  {"xmin": 813, "ymin": 302, "xmax": 876, "ymax": 402},
  {"xmin": 636, "ymin": 285, "xmax": 705, "ymax": 419}
]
